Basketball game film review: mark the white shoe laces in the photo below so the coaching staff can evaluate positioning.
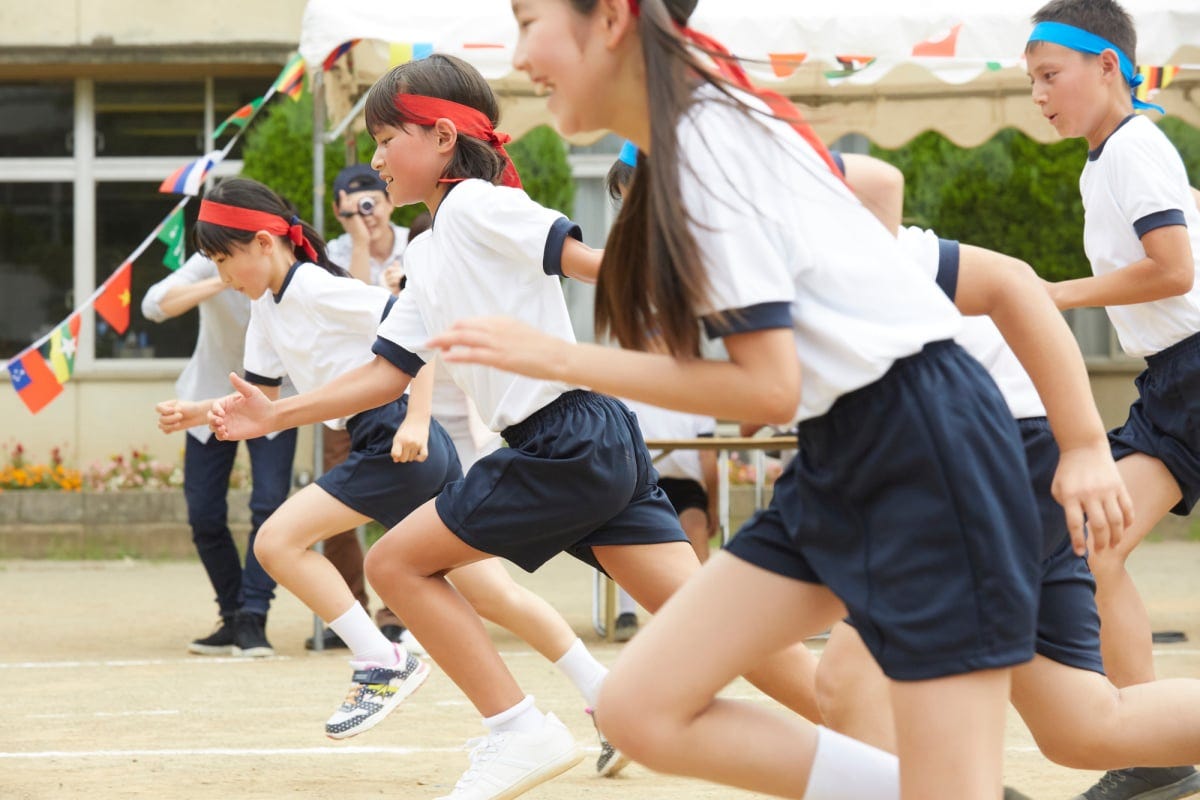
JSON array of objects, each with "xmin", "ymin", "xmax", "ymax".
[{"xmin": 453, "ymin": 733, "xmax": 510, "ymax": 790}]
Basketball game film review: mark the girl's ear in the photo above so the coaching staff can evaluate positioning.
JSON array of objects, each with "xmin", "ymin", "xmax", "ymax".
[
  {"xmin": 599, "ymin": 0, "xmax": 637, "ymax": 48},
  {"xmin": 433, "ymin": 118, "xmax": 459, "ymax": 154},
  {"xmin": 254, "ymin": 230, "xmax": 275, "ymax": 254}
]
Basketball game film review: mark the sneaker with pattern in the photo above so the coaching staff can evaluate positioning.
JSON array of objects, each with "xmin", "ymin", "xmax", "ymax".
[
  {"xmin": 585, "ymin": 706, "xmax": 630, "ymax": 778},
  {"xmin": 1072, "ymin": 766, "xmax": 1200, "ymax": 800},
  {"xmin": 324, "ymin": 645, "xmax": 430, "ymax": 739},
  {"xmin": 436, "ymin": 712, "xmax": 582, "ymax": 800}
]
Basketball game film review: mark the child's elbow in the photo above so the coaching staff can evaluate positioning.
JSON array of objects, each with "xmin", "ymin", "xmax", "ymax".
[
  {"xmin": 1167, "ymin": 266, "xmax": 1195, "ymax": 296},
  {"xmin": 758, "ymin": 383, "xmax": 799, "ymax": 425}
]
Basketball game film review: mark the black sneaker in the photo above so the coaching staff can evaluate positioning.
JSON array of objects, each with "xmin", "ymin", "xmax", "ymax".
[
  {"xmin": 232, "ymin": 611, "xmax": 274, "ymax": 658},
  {"xmin": 305, "ymin": 627, "xmax": 348, "ymax": 651},
  {"xmin": 188, "ymin": 616, "xmax": 235, "ymax": 655},
  {"xmin": 1073, "ymin": 766, "xmax": 1200, "ymax": 800},
  {"xmin": 613, "ymin": 612, "xmax": 638, "ymax": 643}
]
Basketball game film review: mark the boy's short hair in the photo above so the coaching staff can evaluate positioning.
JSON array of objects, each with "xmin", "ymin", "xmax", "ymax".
[{"xmin": 1030, "ymin": 0, "xmax": 1137, "ymax": 64}]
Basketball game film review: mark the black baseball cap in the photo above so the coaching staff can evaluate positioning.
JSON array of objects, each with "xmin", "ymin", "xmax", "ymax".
[{"xmin": 333, "ymin": 164, "xmax": 387, "ymax": 196}]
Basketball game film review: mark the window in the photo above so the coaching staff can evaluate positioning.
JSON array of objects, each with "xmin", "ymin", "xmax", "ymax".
[
  {"xmin": 94, "ymin": 183, "xmax": 199, "ymax": 360},
  {"xmin": 94, "ymin": 82, "xmax": 207, "ymax": 157},
  {"xmin": 0, "ymin": 182, "xmax": 74, "ymax": 359},
  {"xmin": 0, "ymin": 83, "xmax": 73, "ymax": 157}
]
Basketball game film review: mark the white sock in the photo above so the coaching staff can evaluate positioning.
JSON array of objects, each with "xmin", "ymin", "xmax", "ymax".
[
  {"xmin": 483, "ymin": 695, "xmax": 545, "ymax": 735},
  {"xmin": 617, "ymin": 589, "xmax": 638, "ymax": 615},
  {"xmin": 803, "ymin": 726, "xmax": 899, "ymax": 800},
  {"xmin": 554, "ymin": 637, "xmax": 608, "ymax": 708},
  {"xmin": 328, "ymin": 603, "xmax": 403, "ymax": 667}
]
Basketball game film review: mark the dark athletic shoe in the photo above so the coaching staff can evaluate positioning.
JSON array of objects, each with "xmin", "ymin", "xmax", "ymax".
[
  {"xmin": 1072, "ymin": 766, "xmax": 1200, "ymax": 800},
  {"xmin": 187, "ymin": 616, "xmax": 235, "ymax": 655}
]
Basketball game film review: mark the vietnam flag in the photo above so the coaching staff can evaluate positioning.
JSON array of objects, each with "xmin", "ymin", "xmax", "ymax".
[
  {"xmin": 95, "ymin": 262, "xmax": 132, "ymax": 335},
  {"xmin": 7, "ymin": 350, "xmax": 63, "ymax": 414}
]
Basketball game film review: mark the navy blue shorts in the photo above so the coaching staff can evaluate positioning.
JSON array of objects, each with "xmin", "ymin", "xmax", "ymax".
[
  {"xmin": 658, "ymin": 477, "xmax": 709, "ymax": 516},
  {"xmin": 725, "ymin": 341, "xmax": 1041, "ymax": 681},
  {"xmin": 435, "ymin": 391, "xmax": 687, "ymax": 573},
  {"xmin": 316, "ymin": 397, "xmax": 462, "ymax": 528},
  {"xmin": 1017, "ymin": 418, "xmax": 1104, "ymax": 674},
  {"xmin": 1109, "ymin": 330, "xmax": 1200, "ymax": 515}
]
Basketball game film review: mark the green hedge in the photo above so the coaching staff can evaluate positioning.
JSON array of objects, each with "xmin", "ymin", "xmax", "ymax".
[
  {"xmin": 240, "ymin": 93, "xmax": 572, "ymax": 240},
  {"xmin": 870, "ymin": 118, "xmax": 1200, "ymax": 281}
]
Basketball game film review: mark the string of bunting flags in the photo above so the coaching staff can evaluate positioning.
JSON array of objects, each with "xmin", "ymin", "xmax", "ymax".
[{"xmin": 5, "ymin": 53, "xmax": 309, "ymax": 414}]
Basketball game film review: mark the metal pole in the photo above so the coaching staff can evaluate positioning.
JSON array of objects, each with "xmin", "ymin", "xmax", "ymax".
[{"xmin": 310, "ymin": 68, "xmax": 327, "ymax": 651}]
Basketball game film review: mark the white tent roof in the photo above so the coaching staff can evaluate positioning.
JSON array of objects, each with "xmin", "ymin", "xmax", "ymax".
[{"xmin": 300, "ymin": 0, "xmax": 1200, "ymax": 147}]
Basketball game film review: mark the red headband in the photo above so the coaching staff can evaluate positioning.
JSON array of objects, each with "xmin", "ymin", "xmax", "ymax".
[
  {"xmin": 394, "ymin": 94, "xmax": 522, "ymax": 189},
  {"xmin": 627, "ymin": 0, "xmax": 847, "ymax": 185},
  {"xmin": 197, "ymin": 200, "xmax": 319, "ymax": 263}
]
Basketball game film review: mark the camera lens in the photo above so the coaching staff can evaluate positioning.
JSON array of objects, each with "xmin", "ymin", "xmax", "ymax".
[{"xmin": 358, "ymin": 196, "xmax": 376, "ymax": 216}]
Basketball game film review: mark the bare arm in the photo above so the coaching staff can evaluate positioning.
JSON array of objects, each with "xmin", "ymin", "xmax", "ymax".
[
  {"xmin": 208, "ymin": 356, "xmax": 414, "ymax": 441},
  {"xmin": 157, "ymin": 383, "xmax": 279, "ymax": 433},
  {"xmin": 154, "ymin": 277, "xmax": 228, "ymax": 319},
  {"xmin": 1046, "ymin": 225, "xmax": 1194, "ymax": 310},
  {"xmin": 335, "ymin": 191, "xmax": 374, "ymax": 284},
  {"xmin": 955, "ymin": 244, "xmax": 1132, "ymax": 551},
  {"xmin": 840, "ymin": 153, "xmax": 905, "ymax": 235},
  {"xmin": 560, "ymin": 237, "xmax": 603, "ymax": 284},
  {"xmin": 431, "ymin": 323, "xmax": 800, "ymax": 425},
  {"xmin": 391, "ymin": 362, "xmax": 435, "ymax": 462}
]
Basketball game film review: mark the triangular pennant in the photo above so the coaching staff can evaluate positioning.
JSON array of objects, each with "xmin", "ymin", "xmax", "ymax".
[
  {"xmin": 213, "ymin": 96, "xmax": 264, "ymax": 138},
  {"xmin": 95, "ymin": 262, "xmax": 133, "ymax": 335},
  {"xmin": 7, "ymin": 350, "xmax": 63, "ymax": 414},
  {"xmin": 271, "ymin": 53, "xmax": 306, "ymax": 101},
  {"xmin": 321, "ymin": 39, "xmax": 361, "ymax": 72},
  {"xmin": 156, "ymin": 207, "xmax": 186, "ymax": 271},
  {"xmin": 41, "ymin": 315, "xmax": 79, "ymax": 384},
  {"xmin": 913, "ymin": 24, "xmax": 963, "ymax": 57},
  {"xmin": 768, "ymin": 52, "xmax": 808, "ymax": 78}
]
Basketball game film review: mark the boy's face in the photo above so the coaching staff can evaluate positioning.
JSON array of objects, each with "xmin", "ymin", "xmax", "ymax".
[{"xmin": 1026, "ymin": 42, "xmax": 1119, "ymax": 141}]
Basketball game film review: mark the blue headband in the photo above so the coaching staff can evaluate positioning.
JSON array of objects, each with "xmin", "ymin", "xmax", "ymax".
[
  {"xmin": 1027, "ymin": 21, "xmax": 1164, "ymax": 114},
  {"xmin": 617, "ymin": 140, "xmax": 639, "ymax": 167}
]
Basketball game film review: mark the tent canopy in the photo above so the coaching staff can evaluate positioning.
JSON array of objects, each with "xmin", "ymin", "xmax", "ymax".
[{"xmin": 300, "ymin": 0, "xmax": 1200, "ymax": 147}]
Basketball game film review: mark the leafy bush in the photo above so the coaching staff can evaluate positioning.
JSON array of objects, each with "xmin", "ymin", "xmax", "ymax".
[
  {"xmin": 870, "ymin": 118, "xmax": 1200, "ymax": 281},
  {"xmin": 0, "ymin": 443, "xmax": 81, "ymax": 492},
  {"xmin": 241, "ymin": 98, "xmax": 574, "ymax": 238}
]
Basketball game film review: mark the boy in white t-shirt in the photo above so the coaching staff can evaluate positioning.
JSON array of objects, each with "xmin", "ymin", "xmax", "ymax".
[{"xmin": 1027, "ymin": 1, "xmax": 1200, "ymax": 796}]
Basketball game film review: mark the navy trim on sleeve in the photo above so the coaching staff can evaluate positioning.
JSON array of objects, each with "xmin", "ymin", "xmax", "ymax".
[
  {"xmin": 381, "ymin": 294, "xmax": 398, "ymax": 322},
  {"xmin": 244, "ymin": 371, "xmax": 283, "ymax": 387},
  {"xmin": 935, "ymin": 239, "xmax": 961, "ymax": 302},
  {"xmin": 829, "ymin": 150, "xmax": 846, "ymax": 177},
  {"xmin": 1133, "ymin": 209, "xmax": 1187, "ymax": 238},
  {"xmin": 542, "ymin": 217, "xmax": 583, "ymax": 277},
  {"xmin": 371, "ymin": 336, "xmax": 426, "ymax": 378},
  {"xmin": 701, "ymin": 301, "xmax": 792, "ymax": 339}
]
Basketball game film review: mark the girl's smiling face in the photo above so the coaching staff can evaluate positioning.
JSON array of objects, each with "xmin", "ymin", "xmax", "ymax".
[
  {"xmin": 370, "ymin": 122, "xmax": 449, "ymax": 209},
  {"xmin": 511, "ymin": 0, "xmax": 632, "ymax": 137}
]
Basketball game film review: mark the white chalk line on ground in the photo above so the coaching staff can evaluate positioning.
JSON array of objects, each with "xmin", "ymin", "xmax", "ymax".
[{"xmin": 0, "ymin": 649, "xmax": 542, "ymax": 670}]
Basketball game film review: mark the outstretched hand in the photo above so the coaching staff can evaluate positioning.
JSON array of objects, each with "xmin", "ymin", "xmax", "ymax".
[
  {"xmin": 1051, "ymin": 440, "xmax": 1134, "ymax": 556},
  {"xmin": 427, "ymin": 317, "xmax": 569, "ymax": 382},
  {"xmin": 208, "ymin": 373, "xmax": 277, "ymax": 442},
  {"xmin": 155, "ymin": 399, "xmax": 205, "ymax": 434}
]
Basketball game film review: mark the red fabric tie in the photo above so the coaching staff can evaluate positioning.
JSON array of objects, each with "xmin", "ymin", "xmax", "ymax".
[
  {"xmin": 197, "ymin": 200, "xmax": 319, "ymax": 263},
  {"xmin": 394, "ymin": 94, "xmax": 522, "ymax": 189},
  {"xmin": 627, "ymin": 0, "xmax": 847, "ymax": 184}
]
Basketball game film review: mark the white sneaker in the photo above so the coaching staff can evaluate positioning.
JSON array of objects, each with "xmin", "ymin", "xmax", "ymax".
[
  {"xmin": 325, "ymin": 646, "xmax": 430, "ymax": 739},
  {"xmin": 437, "ymin": 712, "xmax": 583, "ymax": 800}
]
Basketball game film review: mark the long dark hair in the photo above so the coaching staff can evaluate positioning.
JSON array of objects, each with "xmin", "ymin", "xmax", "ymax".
[
  {"xmin": 571, "ymin": 0, "xmax": 738, "ymax": 357},
  {"xmin": 193, "ymin": 177, "xmax": 345, "ymax": 277},
  {"xmin": 364, "ymin": 54, "xmax": 507, "ymax": 186}
]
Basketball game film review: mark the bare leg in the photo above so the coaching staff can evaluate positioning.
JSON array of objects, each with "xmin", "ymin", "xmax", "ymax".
[
  {"xmin": 252, "ymin": 484, "xmax": 372, "ymax": 621},
  {"xmin": 597, "ymin": 551, "xmax": 845, "ymax": 797},
  {"xmin": 1092, "ymin": 453, "xmax": 1180, "ymax": 687},
  {"xmin": 363, "ymin": 499, "xmax": 524, "ymax": 716},
  {"xmin": 446, "ymin": 558, "xmax": 577, "ymax": 662},
  {"xmin": 1012, "ymin": 655, "xmax": 1200, "ymax": 769},
  {"xmin": 678, "ymin": 507, "xmax": 711, "ymax": 563},
  {"xmin": 890, "ymin": 668, "xmax": 1011, "ymax": 800},
  {"xmin": 815, "ymin": 622, "xmax": 896, "ymax": 749}
]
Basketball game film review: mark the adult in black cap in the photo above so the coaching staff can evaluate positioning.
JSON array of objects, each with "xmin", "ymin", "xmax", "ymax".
[{"xmin": 327, "ymin": 164, "xmax": 410, "ymax": 293}]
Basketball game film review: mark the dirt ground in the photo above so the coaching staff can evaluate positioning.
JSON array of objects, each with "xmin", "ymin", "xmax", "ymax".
[{"xmin": 2, "ymin": 542, "xmax": 1198, "ymax": 800}]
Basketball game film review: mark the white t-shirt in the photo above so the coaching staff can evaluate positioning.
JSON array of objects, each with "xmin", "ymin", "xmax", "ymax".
[
  {"xmin": 244, "ymin": 262, "xmax": 392, "ymax": 430},
  {"xmin": 679, "ymin": 87, "xmax": 961, "ymax": 423},
  {"xmin": 142, "ymin": 252, "xmax": 294, "ymax": 443},
  {"xmin": 623, "ymin": 399, "xmax": 715, "ymax": 484},
  {"xmin": 374, "ymin": 179, "xmax": 581, "ymax": 432},
  {"xmin": 895, "ymin": 226, "xmax": 1046, "ymax": 420},
  {"xmin": 326, "ymin": 222, "xmax": 409, "ymax": 288},
  {"xmin": 1081, "ymin": 114, "xmax": 1200, "ymax": 357}
]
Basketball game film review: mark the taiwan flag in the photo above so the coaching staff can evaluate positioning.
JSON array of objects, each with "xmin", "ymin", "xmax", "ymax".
[
  {"xmin": 7, "ymin": 350, "xmax": 63, "ymax": 414},
  {"xmin": 95, "ymin": 262, "xmax": 133, "ymax": 335}
]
